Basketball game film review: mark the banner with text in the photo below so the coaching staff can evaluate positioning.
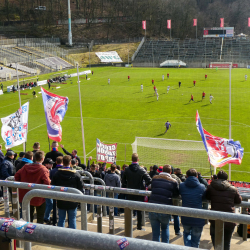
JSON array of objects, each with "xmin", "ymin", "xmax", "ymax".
[
  {"xmin": 209, "ymin": 63, "xmax": 238, "ymax": 68},
  {"xmin": 1, "ymin": 102, "xmax": 29, "ymax": 148},
  {"xmin": 96, "ymin": 139, "xmax": 117, "ymax": 163},
  {"xmin": 95, "ymin": 51, "xmax": 123, "ymax": 63}
]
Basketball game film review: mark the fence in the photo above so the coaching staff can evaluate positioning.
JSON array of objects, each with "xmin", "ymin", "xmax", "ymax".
[
  {"xmin": 0, "ymin": 218, "xmax": 202, "ymax": 250},
  {"xmin": 0, "ymin": 38, "xmax": 60, "ymax": 46},
  {"xmin": 21, "ymin": 189, "xmax": 250, "ymax": 250},
  {"xmin": 1, "ymin": 179, "xmax": 250, "ymax": 249}
]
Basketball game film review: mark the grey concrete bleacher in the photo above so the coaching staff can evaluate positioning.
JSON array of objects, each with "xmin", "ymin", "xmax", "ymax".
[
  {"xmin": 133, "ymin": 38, "xmax": 250, "ymax": 66},
  {"xmin": 0, "ymin": 66, "xmax": 26, "ymax": 79},
  {"xmin": 36, "ymin": 57, "xmax": 73, "ymax": 70},
  {"xmin": 10, "ymin": 63, "xmax": 37, "ymax": 74}
]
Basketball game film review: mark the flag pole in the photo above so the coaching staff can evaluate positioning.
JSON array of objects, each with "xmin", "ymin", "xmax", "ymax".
[
  {"xmin": 229, "ymin": 64, "xmax": 232, "ymax": 180},
  {"xmin": 48, "ymin": 136, "xmax": 50, "ymax": 152},
  {"xmin": 196, "ymin": 22, "xmax": 197, "ymax": 39},
  {"xmin": 77, "ymin": 63, "xmax": 86, "ymax": 165},
  {"xmin": 16, "ymin": 63, "xmax": 25, "ymax": 152}
]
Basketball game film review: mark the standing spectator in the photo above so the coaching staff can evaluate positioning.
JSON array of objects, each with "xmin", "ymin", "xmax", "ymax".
[
  {"xmin": 16, "ymin": 151, "xmax": 33, "ymax": 173},
  {"xmin": 179, "ymin": 168, "xmax": 206, "ymax": 248},
  {"xmin": 47, "ymin": 80, "xmax": 51, "ymax": 89},
  {"xmin": 206, "ymin": 170, "xmax": 242, "ymax": 250},
  {"xmin": 15, "ymin": 151, "xmax": 50, "ymax": 223},
  {"xmin": 51, "ymin": 155, "xmax": 84, "ymax": 229},
  {"xmin": 71, "ymin": 159, "xmax": 83, "ymax": 170},
  {"xmin": 0, "ymin": 150, "xmax": 15, "ymax": 180},
  {"xmin": 122, "ymin": 153, "xmax": 152, "ymax": 230},
  {"xmin": 0, "ymin": 145, "xmax": 4, "ymax": 165},
  {"xmin": 150, "ymin": 165, "xmax": 159, "ymax": 178},
  {"xmin": 14, "ymin": 152, "xmax": 25, "ymax": 170},
  {"xmin": 45, "ymin": 141, "xmax": 63, "ymax": 168},
  {"xmin": 174, "ymin": 168, "xmax": 186, "ymax": 183},
  {"xmin": 32, "ymin": 142, "xmax": 40, "ymax": 155},
  {"xmin": 198, "ymin": 172, "xmax": 208, "ymax": 188},
  {"xmin": 50, "ymin": 156, "xmax": 63, "ymax": 180},
  {"xmin": 170, "ymin": 169, "xmax": 182, "ymax": 236},
  {"xmin": 149, "ymin": 165, "xmax": 179, "ymax": 243},
  {"xmin": 104, "ymin": 164, "xmax": 121, "ymax": 216},
  {"xmin": 43, "ymin": 158, "xmax": 54, "ymax": 224},
  {"xmin": 60, "ymin": 144, "xmax": 81, "ymax": 165}
]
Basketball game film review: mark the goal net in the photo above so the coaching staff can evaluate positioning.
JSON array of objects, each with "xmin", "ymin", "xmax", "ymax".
[
  {"xmin": 209, "ymin": 62, "xmax": 232, "ymax": 69},
  {"xmin": 131, "ymin": 137, "xmax": 211, "ymax": 176}
]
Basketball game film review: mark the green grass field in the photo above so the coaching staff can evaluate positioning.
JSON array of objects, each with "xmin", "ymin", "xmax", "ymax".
[{"xmin": 0, "ymin": 67, "xmax": 249, "ymax": 181}]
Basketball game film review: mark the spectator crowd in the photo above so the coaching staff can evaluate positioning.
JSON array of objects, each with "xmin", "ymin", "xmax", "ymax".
[{"xmin": 0, "ymin": 143, "xmax": 243, "ymax": 249}]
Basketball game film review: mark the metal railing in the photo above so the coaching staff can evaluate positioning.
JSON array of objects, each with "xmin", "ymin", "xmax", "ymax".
[
  {"xmin": 0, "ymin": 180, "xmax": 86, "ymax": 231},
  {"xmin": 0, "ymin": 218, "xmax": 202, "ymax": 250},
  {"xmin": 22, "ymin": 189, "xmax": 250, "ymax": 250}
]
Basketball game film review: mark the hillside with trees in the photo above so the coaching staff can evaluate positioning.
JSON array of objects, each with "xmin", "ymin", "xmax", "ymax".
[{"xmin": 0, "ymin": 0, "xmax": 250, "ymax": 41}]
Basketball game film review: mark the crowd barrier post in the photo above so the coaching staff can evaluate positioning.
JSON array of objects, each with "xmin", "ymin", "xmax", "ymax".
[
  {"xmin": 124, "ymin": 207, "xmax": 133, "ymax": 237},
  {"xmin": 215, "ymin": 220, "xmax": 224, "ymax": 250},
  {"xmin": 242, "ymin": 198, "xmax": 248, "ymax": 241},
  {"xmin": 3, "ymin": 186, "xmax": 10, "ymax": 218},
  {"xmin": 108, "ymin": 192, "xmax": 115, "ymax": 234},
  {"xmin": 78, "ymin": 171, "xmax": 95, "ymax": 218},
  {"xmin": 142, "ymin": 211, "xmax": 145, "ymax": 226},
  {"xmin": 81, "ymin": 176, "xmax": 107, "ymax": 217},
  {"xmin": 0, "ymin": 218, "xmax": 207, "ymax": 250},
  {"xmin": 96, "ymin": 190, "xmax": 102, "ymax": 233}
]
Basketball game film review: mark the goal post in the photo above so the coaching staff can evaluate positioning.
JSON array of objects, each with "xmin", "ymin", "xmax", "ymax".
[{"xmin": 131, "ymin": 137, "xmax": 211, "ymax": 176}]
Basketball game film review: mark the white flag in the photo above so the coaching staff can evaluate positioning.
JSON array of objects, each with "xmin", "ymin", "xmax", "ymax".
[{"xmin": 1, "ymin": 102, "xmax": 29, "ymax": 148}]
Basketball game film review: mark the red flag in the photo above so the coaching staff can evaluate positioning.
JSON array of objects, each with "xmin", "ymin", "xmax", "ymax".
[
  {"xmin": 248, "ymin": 17, "xmax": 250, "ymax": 27},
  {"xmin": 142, "ymin": 20, "xmax": 146, "ymax": 30},
  {"xmin": 193, "ymin": 19, "xmax": 197, "ymax": 27},
  {"xmin": 167, "ymin": 20, "xmax": 171, "ymax": 29},
  {"xmin": 220, "ymin": 18, "xmax": 224, "ymax": 28}
]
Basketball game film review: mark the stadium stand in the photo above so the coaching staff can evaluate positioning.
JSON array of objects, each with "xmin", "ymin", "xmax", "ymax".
[
  {"xmin": 0, "ymin": 66, "xmax": 26, "ymax": 79},
  {"xmin": 133, "ymin": 38, "xmax": 250, "ymax": 67},
  {"xmin": 10, "ymin": 63, "xmax": 37, "ymax": 74}
]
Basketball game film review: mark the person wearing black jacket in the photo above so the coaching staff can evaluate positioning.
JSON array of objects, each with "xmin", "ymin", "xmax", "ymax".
[
  {"xmin": 122, "ymin": 153, "xmax": 152, "ymax": 230},
  {"xmin": 45, "ymin": 141, "xmax": 63, "ymax": 168},
  {"xmin": 16, "ymin": 151, "xmax": 33, "ymax": 173},
  {"xmin": 51, "ymin": 155, "xmax": 84, "ymax": 229},
  {"xmin": 0, "ymin": 150, "xmax": 15, "ymax": 180},
  {"xmin": 60, "ymin": 144, "xmax": 81, "ymax": 165}
]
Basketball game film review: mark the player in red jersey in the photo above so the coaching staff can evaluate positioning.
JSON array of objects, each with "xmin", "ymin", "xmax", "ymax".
[
  {"xmin": 205, "ymin": 74, "xmax": 207, "ymax": 80},
  {"xmin": 167, "ymin": 73, "xmax": 169, "ymax": 79},
  {"xmin": 152, "ymin": 79, "xmax": 154, "ymax": 85},
  {"xmin": 202, "ymin": 91, "xmax": 205, "ymax": 101},
  {"xmin": 193, "ymin": 80, "xmax": 196, "ymax": 87},
  {"xmin": 189, "ymin": 94, "xmax": 194, "ymax": 102},
  {"xmin": 128, "ymin": 75, "xmax": 130, "ymax": 81},
  {"xmin": 153, "ymin": 85, "xmax": 156, "ymax": 95}
]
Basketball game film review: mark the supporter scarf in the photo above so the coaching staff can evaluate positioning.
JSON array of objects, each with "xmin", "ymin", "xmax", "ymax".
[{"xmin": 52, "ymin": 148, "xmax": 58, "ymax": 151}]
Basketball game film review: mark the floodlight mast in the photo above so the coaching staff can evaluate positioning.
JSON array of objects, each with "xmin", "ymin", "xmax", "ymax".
[{"xmin": 67, "ymin": 0, "xmax": 73, "ymax": 46}]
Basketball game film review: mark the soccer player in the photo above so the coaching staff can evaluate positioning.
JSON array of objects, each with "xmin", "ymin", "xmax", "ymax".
[
  {"xmin": 156, "ymin": 92, "xmax": 159, "ymax": 101},
  {"xmin": 86, "ymin": 74, "xmax": 88, "ymax": 80},
  {"xmin": 141, "ymin": 84, "xmax": 143, "ymax": 92},
  {"xmin": 153, "ymin": 85, "xmax": 156, "ymax": 95},
  {"xmin": 162, "ymin": 74, "xmax": 164, "ymax": 81},
  {"xmin": 167, "ymin": 85, "xmax": 170, "ymax": 93},
  {"xmin": 32, "ymin": 90, "xmax": 37, "ymax": 98},
  {"xmin": 179, "ymin": 81, "xmax": 181, "ymax": 88},
  {"xmin": 210, "ymin": 94, "xmax": 214, "ymax": 104},
  {"xmin": 193, "ymin": 80, "xmax": 196, "ymax": 87},
  {"xmin": 189, "ymin": 94, "xmax": 194, "ymax": 102},
  {"xmin": 152, "ymin": 79, "xmax": 154, "ymax": 85},
  {"xmin": 202, "ymin": 91, "xmax": 205, "ymax": 101},
  {"xmin": 167, "ymin": 73, "xmax": 169, "ymax": 79},
  {"xmin": 128, "ymin": 75, "xmax": 130, "ymax": 81},
  {"xmin": 164, "ymin": 121, "xmax": 171, "ymax": 133},
  {"xmin": 108, "ymin": 78, "xmax": 110, "ymax": 85},
  {"xmin": 245, "ymin": 74, "xmax": 247, "ymax": 81},
  {"xmin": 205, "ymin": 74, "xmax": 207, "ymax": 80},
  {"xmin": 92, "ymin": 71, "xmax": 93, "ymax": 75}
]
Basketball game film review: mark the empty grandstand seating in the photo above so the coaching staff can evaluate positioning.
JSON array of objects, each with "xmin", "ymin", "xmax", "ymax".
[
  {"xmin": 133, "ymin": 38, "xmax": 250, "ymax": 66},
  {"xmin": 0, "ymin": 66, "xmax": 26, "ymax": 79},
  {"xmin": 36, "ymin": 57, "xmax": 73, "ymax": 70}
]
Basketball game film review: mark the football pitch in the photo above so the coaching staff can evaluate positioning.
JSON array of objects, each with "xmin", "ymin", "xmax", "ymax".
[{"xmin": 1, "ymin": 66, "xmax": 249, "ymax": 181}]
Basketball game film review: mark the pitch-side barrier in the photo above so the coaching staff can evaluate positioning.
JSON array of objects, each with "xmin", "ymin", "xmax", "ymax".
[
  {"xmin": 22, "ymin": 189, "xmax": 250, "ymax": 250},
  {"xmin": 0, "ymin": 218, "xmax": 204, "ymax": 250}
]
